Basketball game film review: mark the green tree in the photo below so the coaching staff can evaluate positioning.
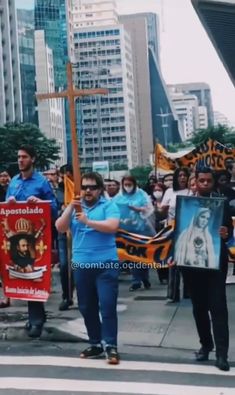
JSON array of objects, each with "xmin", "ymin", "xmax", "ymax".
[
  {"xmin": 189, "ymin": 124, "xmax": 235, "ymax": 147},
  {"xmin": 130, "ymin": 166, "xmax": 153, "ymax": 189},
  {"xmin": 0, "ymin": 123, "xmax": 60, "ymax": 170}
]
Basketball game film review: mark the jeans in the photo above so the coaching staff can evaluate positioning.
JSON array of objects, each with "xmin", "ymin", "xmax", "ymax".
[
  {"xmin": 58, "ymin": 233, "xmax": 74, "ymax": 301},
  {"xmin": 73, "ymin": 266, "xmax": 119, "ymax": 346}
]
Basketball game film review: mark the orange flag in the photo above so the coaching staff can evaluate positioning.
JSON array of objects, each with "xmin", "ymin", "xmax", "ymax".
[
  {"xmin": 155, "ymin": 143, "xmax": 176, "ymax": 171},
  {"xmin": 64, "ymin": 175, "xmax": 74, "ymax": 206}
]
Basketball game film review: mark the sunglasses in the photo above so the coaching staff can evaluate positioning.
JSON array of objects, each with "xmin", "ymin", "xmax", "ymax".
[{"xmin": 81, "ymin": 185, "xmax": 99, "ymax": 191}]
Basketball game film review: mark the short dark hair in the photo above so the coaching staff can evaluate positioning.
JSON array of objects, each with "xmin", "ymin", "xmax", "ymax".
[
  {"xmin": 214, "ymin": 169, "xmax": 231, "ymax": 184},
  {"xmin": 195, "ymin": 166, "xmax": 214, "ymax": 179},
  {"xmin": 81, "ymin": 172, "xmax": 104, "ymax": 190},
  {"xmin": 18, "ymin": 145, "xmax": 36, "ymax": 159},
  {"xmin": 163, "ymin": 173, "xmax": 173, "ymax": 181},
  {"xmin": 112, "ymin": 180, "xmax": 120, "ymax": 187},
  {"xmin": 59, "ymin": 164, "xmax": 73, "ymax": 175},
  {"xmin": 0, "ymin": 166, "xmax": 9, "ymax": 174},
  {"xmin": 226, "ymin": 160, "xmax": 235, "ymax": 172},
  {"xmin": 105, "ymin": 179, "xmax": 120, "ymax": 187}
]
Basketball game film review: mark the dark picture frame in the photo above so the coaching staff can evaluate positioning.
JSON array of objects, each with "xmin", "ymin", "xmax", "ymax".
[{"xmin": 174, "ymin": 196, "xmax": 225, "ymax": 270}]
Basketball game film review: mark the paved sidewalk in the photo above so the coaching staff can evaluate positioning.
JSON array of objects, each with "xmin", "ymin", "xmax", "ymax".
[{"xmin": 0, "ymin": 266, "xmax": 235, "ymax": 362}]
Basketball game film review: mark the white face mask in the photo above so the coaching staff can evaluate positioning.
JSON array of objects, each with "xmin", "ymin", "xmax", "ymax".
[
  {"xmin": 124, "ymin": 186, "xmax": 134, "ymax": 194},
  {"xmin": 153, "ymin": 191, "xmax": 163, "ymax": 200}
]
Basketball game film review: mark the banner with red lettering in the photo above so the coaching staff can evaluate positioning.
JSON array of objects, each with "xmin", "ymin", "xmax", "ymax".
[{"xmin": 0, "ymin": 202, "xmax": 51, "ymax": 301}]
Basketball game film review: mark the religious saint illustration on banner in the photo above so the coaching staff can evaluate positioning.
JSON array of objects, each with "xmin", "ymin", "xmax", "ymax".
[{"xmin": 0, "ymin": 202, "xmax": 51, "ymax": 301}]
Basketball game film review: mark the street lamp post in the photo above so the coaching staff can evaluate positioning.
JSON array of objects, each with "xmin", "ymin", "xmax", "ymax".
[{"xmin": 156, "ymin": 107, "xmax": 171, "ymax": 149}]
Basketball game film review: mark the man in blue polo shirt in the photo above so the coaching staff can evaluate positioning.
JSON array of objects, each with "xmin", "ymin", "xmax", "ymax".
[
  {"xmin": 6, "ymin": 145, "xmax": 57, "ymax": 338},
  {"xmin": 56, "ymin": 172, "xmax": 120, "ymax": 365}
]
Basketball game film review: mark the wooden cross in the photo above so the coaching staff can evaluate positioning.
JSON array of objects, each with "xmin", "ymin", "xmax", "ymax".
[{"xmin": 36, "ymin": 62, "xmax": 108, "ymax": 204}]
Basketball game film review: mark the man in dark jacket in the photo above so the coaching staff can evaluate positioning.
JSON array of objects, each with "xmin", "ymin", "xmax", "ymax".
[
  {"xmin": 182, "ymin": 167, "xmax": 233, "ymax": 371},
  {"xmin": 0, "ymin": 169, "xmax": 11, "ymax": 307},
  {"xmin": 6, "ymin": 145, "xmax": 57, "ymax": 338}
]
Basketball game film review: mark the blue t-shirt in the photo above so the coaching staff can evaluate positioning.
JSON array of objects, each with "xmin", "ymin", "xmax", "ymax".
[
  {"xmin": 6, "ymin": 171, "xmax": 58, "ymax": 219},
  {"xmin": 71, "ymin": 196, "xmax": 120, "ymax": 265}
]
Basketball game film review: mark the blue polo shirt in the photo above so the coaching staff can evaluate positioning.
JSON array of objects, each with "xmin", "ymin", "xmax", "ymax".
[
  {"xmin": 70, "ymin": 196, "xmax": 120, "ymax": 265},
  {"xmin": 6, "ymin": 171, "xmax": 58, "ymax": 219}
]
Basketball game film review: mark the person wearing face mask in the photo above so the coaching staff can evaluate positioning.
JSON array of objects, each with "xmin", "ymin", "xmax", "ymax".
[
  {"xmin": 161, "ymin": 167, "xmax": 191, "ymax": 302},
  {"xmin": 152, "ymin": 182, "xmax": 167, "ymax": 229},
  {"xmin": 113, "ymin": 176, "xmax": 155, "ymax": 291},
  {"xmin": 153, "ymin": 188, "xmax": 164, "ymax": 202},
  {"xmin": 152, "ymin": 183, "xmax": 169, "ymax": 284}
]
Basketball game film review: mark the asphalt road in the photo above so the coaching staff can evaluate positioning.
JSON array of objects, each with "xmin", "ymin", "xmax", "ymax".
[{"xmin": 0, "ymin": 341, "xmax": 234, "ymax": 395}]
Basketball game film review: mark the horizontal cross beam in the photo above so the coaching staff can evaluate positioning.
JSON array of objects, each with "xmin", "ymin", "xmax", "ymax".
[{"xmin": 37, "ymin": 88, "xmax": 108, "ymax": 101}]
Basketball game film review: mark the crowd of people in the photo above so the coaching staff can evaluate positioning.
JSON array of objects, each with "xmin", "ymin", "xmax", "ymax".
[{"xmin": 0, "ymin": 146, "xmax": 235, "ymax": 370}]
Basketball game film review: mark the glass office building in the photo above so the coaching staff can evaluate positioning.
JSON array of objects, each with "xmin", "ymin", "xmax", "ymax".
[
  {"xmin": 34, "ymin": 0, "xmax": 74, "ymax": 162},
  {"xmin": 34, "ymin": 0, "xmax": 69, "ymax": 90},
  {"xmin": 73, "ymin": 25, "xmax": 138, "ymax": 170},
  {"xmin": 17, "ymin": 9, "xmax": 38, "ymax": 124}
]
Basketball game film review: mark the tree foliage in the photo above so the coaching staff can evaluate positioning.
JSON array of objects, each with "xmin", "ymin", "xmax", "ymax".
[
  {"xmin": 189, "ymin": 124, "xmax": 235, "ymax": 147},
  {"xmin": 130, "ymin": 166, "xmax": 153, "ymax": 188},
  {"xmin": 0, "ymin": 123, "xmax": 60, "ymax": 171}
]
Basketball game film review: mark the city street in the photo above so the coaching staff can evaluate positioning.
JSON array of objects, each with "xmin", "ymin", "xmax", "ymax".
[
  {"xmin": 0, "ymin": 268, "xmax": 234, "ymax": 394},
  {"xmin": 0, "ymin": 0, "xmax": 235, "ymax": 393}
]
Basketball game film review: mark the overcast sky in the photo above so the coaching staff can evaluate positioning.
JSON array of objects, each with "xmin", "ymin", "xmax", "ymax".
[{"xmin": 16, "ymin": 0, "xmax": 235, "ymax": 125}]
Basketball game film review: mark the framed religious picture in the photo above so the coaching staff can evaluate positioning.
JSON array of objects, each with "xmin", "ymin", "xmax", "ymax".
[{"xmin": 174, "ymin": 195, "xmax": 225, "ymax": 270}]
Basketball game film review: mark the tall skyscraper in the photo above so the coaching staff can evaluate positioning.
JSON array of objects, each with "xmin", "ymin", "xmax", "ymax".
[
  {"xmin": 121, "ymin": 13, "xmax": 182, "ymax": 149},
  {"xmin": 34, "ymin": 0, "xmax": 74, "ymax": 90},
  {"xmin": 17, "ymin": 9, "xmax": 37, "ymax": 124},
  {"xmin": 0, "ymin": 0, "xmax": 22, "ymax": 125},
  {"xmin": 73, "ymin": 25, "xmax": 138, "ymax": 170},
  {"xmin": 170, "ymin": 82, "xmax": 214, "ymax": 126},
  {"xmin": 169, "ymin": 89, "xmax": 200, "ymax": 140},
  {"xmin": 72, "ymin": 0, "xmax": 139, "ymax": 170},
  {"xmin": 35, "ymin": 30, "xmax": 67, "ymax": 166},
  {"xmin": 119, "ymin": 14, "xmax": 154, "ymax": 165},
  {"xmin": 132, "ymin": 12, "xmax": 160, "ymax": 65},
  {"xmin": 73, "ymin": 0, "xmax": 118, "ymax": 27},
  {"xmin": 34, "ymin": 0, "xmax": 74, "ymax": 163}
]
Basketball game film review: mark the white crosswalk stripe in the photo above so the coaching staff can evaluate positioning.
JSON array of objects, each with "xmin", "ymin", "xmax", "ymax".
[
  {"xmin": 0, "ymin": 377, "xmax": 234, "ymax": 395},
  {"xmin": 0, "ymin": 355, "xmax": 234, "ymax": 376},
  {"xmin": 0, "ymin": 355, "xmax": 234, "ymax": 394}
]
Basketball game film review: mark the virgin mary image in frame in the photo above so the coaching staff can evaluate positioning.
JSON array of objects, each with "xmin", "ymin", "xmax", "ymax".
[{"xmin": 174, "ymin": 196, "xmax": 225, "ymax": 270}]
